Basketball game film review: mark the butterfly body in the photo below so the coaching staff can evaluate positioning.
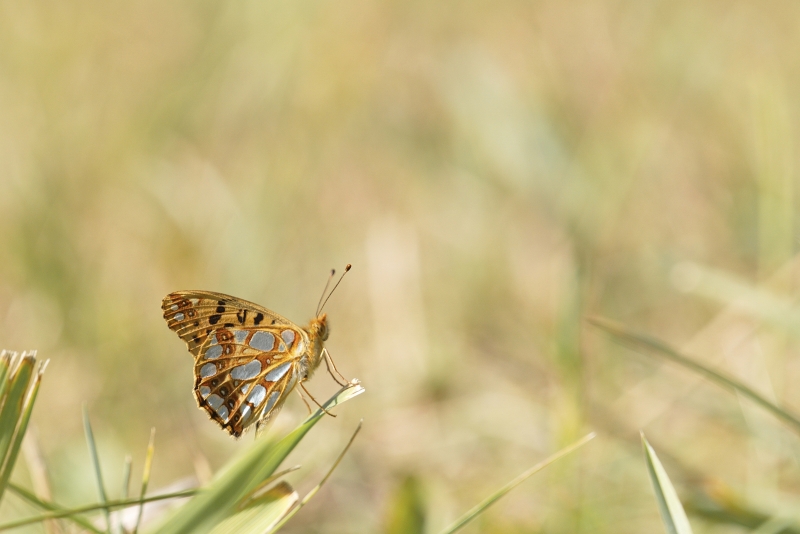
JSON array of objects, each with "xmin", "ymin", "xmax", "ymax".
[{"xmin": 161, "ymin": 290, "xmax": 331, "ymax": 437}]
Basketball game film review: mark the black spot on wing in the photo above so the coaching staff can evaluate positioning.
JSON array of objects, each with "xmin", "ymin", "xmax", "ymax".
[
  {"xmin": 254, "ymin": 312, "xmax": 264, "ymax": 325},
  {"xmin": 209, "ymin": 314, "xmax": 221, "ymax": 325},
  {"xmin": 237, "ymin": 309, "xmax": 248, "ymax": 324}
]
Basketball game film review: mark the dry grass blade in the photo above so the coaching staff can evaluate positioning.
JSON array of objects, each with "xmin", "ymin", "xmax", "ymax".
[
  {"xmin": 439, "ymin": 432, "xmax": 596, "ymax": 534},
  {"xmin": 133, "ymin": 427, "xmax": 156, "ymax": 534},
  {"xmin": 0, "ymin": 489, "xmax": 198, "ymax": 532},
  {"xmin": 641, "ymin": 434, "xmax": 693, "ymax": 534},
  {"xmin": 267, "ymin": 419, "xmax": 363, "ymax": 533},
  {"xmin": 587, "ymin": 316, "xmax": 800, "ymax": 435},
  {"xmin": 7, "ymin": 483, "xmax": 103, "ymax": 534},
  {"xmin": 149, "ymin": 382, "xmax": 364, "ymax": 534},
  {"xmin": 208, "ymin": 482, "xmax": 298, "ymax": 534},
  {"xmin": 83, "ymin": 406, "xmax": 111, "ymax": 534}
]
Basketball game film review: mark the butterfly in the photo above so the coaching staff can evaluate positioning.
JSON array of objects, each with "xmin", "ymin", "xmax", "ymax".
[{"xmin": 161, "ymin": 266, "xmax": 351, "ymax": 437}]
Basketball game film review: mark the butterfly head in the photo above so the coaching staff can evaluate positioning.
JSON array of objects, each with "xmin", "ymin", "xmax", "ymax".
[{"xmin": 309, "ymin": 313, "xmax": 329, "ymax": 341}]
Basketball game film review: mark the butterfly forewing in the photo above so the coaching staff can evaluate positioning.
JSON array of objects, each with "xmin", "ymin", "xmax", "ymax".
[{"xmin": 161, "ymin": 291, "xmax": 310, "ymax": 437}]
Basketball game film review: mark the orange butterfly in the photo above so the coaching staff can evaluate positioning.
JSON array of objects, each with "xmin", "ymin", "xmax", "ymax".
[{"xmin": 161, "ymin": 266, "xmax": 351, "ymax": 437}]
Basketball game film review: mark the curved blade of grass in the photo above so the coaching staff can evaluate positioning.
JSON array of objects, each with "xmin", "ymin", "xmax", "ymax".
[
  {"xmin": 7, "ymin": 482, "xmax": 104, "ymax": 534},
  {"xmin": 0, "ymin": 353, "xmax": 35, "ymax": 505},
  {"xmin": 0, "ymin": 360, "xmax": 45, "ymax": 506},
  {"xmin": 641, "ymin": 434, "xmax": 693, "ymax": 534},
  {"xmin": 0, "ymin": 489, "xmax": 198, "ymax": 532},
  {"xmin": 753, "ymin": 517, "xmax": 796, "ymax": 534},
  {"xmin": 132, "ymin": 428, "xmax": 156, "ymax": 534},
  {"xmin": 83, "ymin": 406, "xmax": 111, "ymax": 533},
  {"xmin": 439, "ymin": 432, "xmax": 596, "ymax": 534},
  {"xmin": 0, "ymin": 351, "xmax": 14, "ymax": 407},
  {"xmin": 149, "ymin": 382, "xmax": 365, "ymax": 534},
  {"xmin": 587, "ymin": 316, "xmax": 800, "ymax": 435},
  {"xmin": 208, "ymin": 482, "xmax": 298, "ymax": 534},
  {"xmin": 268, "ymin": 420, "xmax": 363, "ymax": 533},
  {"xmin": 118, "ymin": 455, "xmax": 132, "ymax": 534}
]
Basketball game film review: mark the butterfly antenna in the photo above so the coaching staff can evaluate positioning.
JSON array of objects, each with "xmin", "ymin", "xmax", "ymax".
[
  {"xmin": 316, "ymin": 269, "xmax": 336, "ymax": 316},
  {"xmin": 318, "ymin": 264, "xmax": 351, "ymax": 315}
]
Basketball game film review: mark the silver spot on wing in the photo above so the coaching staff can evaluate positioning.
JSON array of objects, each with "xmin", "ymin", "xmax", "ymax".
[
  {"xmin": 234, "ymin": 330, "xmax": 248, "ymax": 344},
  {"xmin": 205, "ymin": 345, "xmax": 222, "ymax": 360},
  {"xmin": 264, "ymin": 391, "xmax": 281, "ymax": 413},
  {"xmin": 264, "ymin": 362, "xmax": 291, "ymax": 382},
  {"xmin": 199, "ymin": 386, "xmax": 211, "ymax": 398},
  {"xmin": 249, "ymin": 331, "xmax": 274, "ymax": 351},
  {"xmin": 200, "ymin": 362, "xmax": 216, "ymax": 378},
  {"xmin": 247, "ymin": 384, "xmax": 266, "ymax": 406},
  {"xmin": 171, "ymin": 304, "xmax": 179, "ymax": 311},
  {"xmin": 174, "ymin": 312, "xmax": 185, "ymax": 321},
  {"xmin": 284, "ymin": 370, "xmax": 298, "ymax": 394},
  {"xmin": 217, "ymin": 405, "xmax": 229, "ymax": 421},
  {"xmin": 281, "ymin": 330, "xmax": 295, "ymax": 346},
  {"xmin": 230, "ymin": 360, "xmax": 262, "ymax": 380},
  {"xmin": 206, "ymin": 394, "xmax": 223, "ymax": 409}
]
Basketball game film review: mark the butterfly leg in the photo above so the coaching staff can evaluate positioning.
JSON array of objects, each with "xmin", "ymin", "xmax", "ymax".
[
  {"xmin": 322, "ymin": 348, "xmax": 349, "ymax": 387},
  {"xmin": 300, "ymin": 381, "xmax": 337, "ymax": 417},
  {"xmin": 296, "ymin": 388, "xmax": 313, "ymax": 415}
]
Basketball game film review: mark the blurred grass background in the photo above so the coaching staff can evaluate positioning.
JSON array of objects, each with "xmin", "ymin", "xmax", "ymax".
[{"xmin": 1, "ymin": 0, "xmax": 800, "ymax": 532}]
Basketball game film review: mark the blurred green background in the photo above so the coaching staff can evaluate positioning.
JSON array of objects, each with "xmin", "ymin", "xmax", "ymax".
[{"xmin": 2, "ymin": 0, "xmax": 800, "ymax": 532}]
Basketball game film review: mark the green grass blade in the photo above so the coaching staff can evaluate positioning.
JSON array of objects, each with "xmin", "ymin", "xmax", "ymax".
[
  {"xmin": 8, "ymin": 482, "xmax": 105, "ymax": 534},
  {"xmin": 0, "ymin": 359, "xmax": 46, "ymax": 506},
  {"xmin": 0, "ymin": 489, "xmax": 198, "ymax": 532},
  {"xmin": 641, "ymin": 434, "xmax": 693, "ymax": 534},
  {"xmin": 118, "ymin": 454, "xmax": 132, "ymax": 534},
  {"xmin": 149, "ymin": 382, "xmax": 364, "ymax": 534},
  {"xmin": 439, "ymin": 432, "xmax": 596, "ymax": 534},
  {"xmin": 133, "ymin": 427, "xmax": 156, "ymax": 534},
  {"xmin": 0, "ymin": 351, "xmax": 14, "ymax": 406},
  {"xmin": 208, "ymin": 482, "xmax": 298, "ymax": 534},
  {"xmin": 83, "ymin": 406, "xmax": 111, "ymax": 534},
  {"xmin": 122, "ymin": 455, "xmax": 132, "ymax": 502},
  {"xmin": 752, "ymin": 517, "xmax": 796, "ymax": 534},
  {"xmin": 385, "ymin": 475, "xmax": 426, "ymax": 534},
  {"xmin": 0, "ymin": 353, "xmax": 36, "ymax": 505},
  {"xmin": 587, "ymin": 316, "xmax": 800, "ymax": 435},
  {"xmin": 268, "ymin": 420, "xmax": 363, "ymax": 533}
]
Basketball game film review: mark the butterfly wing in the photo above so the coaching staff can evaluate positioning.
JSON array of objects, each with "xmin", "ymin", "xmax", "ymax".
[{"xmin": 162, "ymin": 291, "xmax": 308, "ymax": 437}]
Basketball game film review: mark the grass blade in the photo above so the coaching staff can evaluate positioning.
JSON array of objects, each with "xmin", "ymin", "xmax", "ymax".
[
  {"xmin": 83, "ymin": 406, "xmax": 111, "ymax": 534},
  {"xmin": 208, "ymin": 482, "xmax": 298, "ymax": 534},
  {"xmin": 0, "ymin": 359, "xmax": 46, "ymax": 506},
  {"xmin": 133, "ymin": 427, "xmax": 156, "ymax": 534},
  {"xmin": 0, "ymin": 352, "xmax": 36, "ymax": 505},
  {"xmin": 150, "ymin": 382, "xmax": 364, "ymax": 534},
  {"xmin": 385, "ymin": 475, "xmax": 426, "ymax": 534},
  {"xmin": 118, "ymin": 455, "xmax": 132, "ymax": 534},
  {"xmin": 641, "ymin": 434, "xmax": 693, "ymax": 534},
  {"xmin": 587, "ymin": 316, "xmax": 800, "ymax": 435},
  {"xmin": 267, "ymin": 419, "xmax": 363, "ymax": 533},
  {"xmin": 7, "ymin": 482, "xmax": 105, "ymax": 534},
  {"xmin": 0, "ymin": 489, "xmax": 197, "ymax": 532},
  {"xmin": 0, "ymin": 351, "xmax": 13, "ymax": 407},
  {"xmin": 439, "ymin": 432, "xmax": 596, "ymax": 534}
]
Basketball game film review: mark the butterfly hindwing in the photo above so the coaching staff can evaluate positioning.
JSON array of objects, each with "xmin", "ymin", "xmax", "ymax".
[{"xmin": 161, "ymin": 291, "xmax": 311, "ymax": 437}]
